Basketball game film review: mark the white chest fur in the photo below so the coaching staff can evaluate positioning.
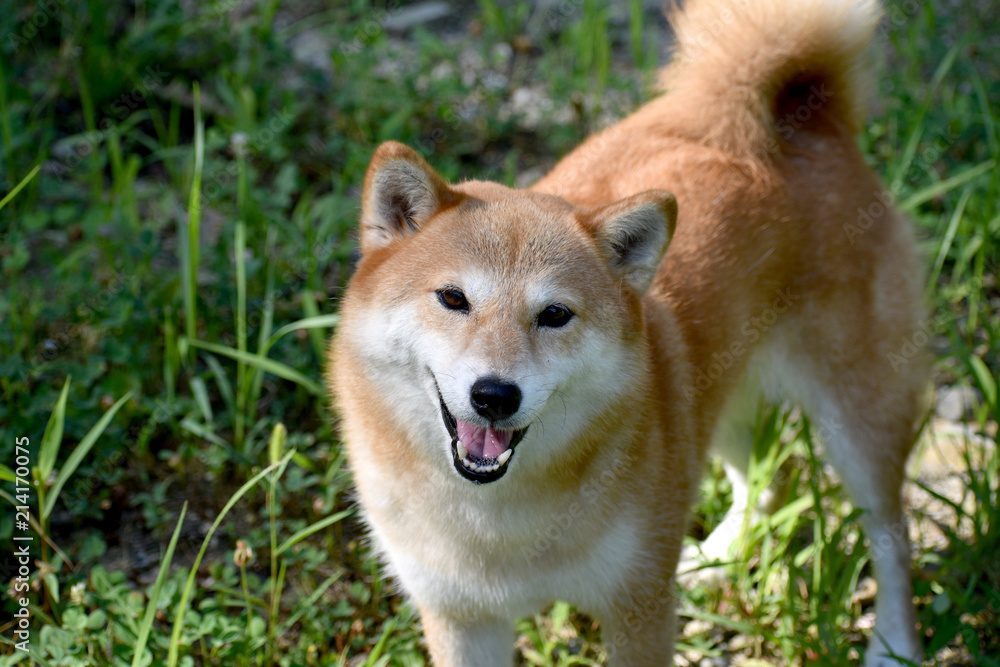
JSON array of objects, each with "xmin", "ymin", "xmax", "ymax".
[{"xmin": 359, "ymin": 475, "xmax": 643, "ymax": 621}]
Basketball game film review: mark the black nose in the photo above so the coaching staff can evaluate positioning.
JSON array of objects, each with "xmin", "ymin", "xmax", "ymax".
[{"xmin": 470, "ymin": 377, "xmax": 522, "ymax": 422}]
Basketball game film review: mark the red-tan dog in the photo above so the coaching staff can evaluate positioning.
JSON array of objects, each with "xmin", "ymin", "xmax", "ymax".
[{"xmin": 329, "ymin": 0, "xmax": 927, "ymax": 664}]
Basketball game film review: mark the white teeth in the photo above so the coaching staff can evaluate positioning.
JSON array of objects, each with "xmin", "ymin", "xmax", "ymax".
[
  {"xmin": 459, "ymin": 449, "xmax": 513, "ymax": 474},
  {"xmin": 461, "ymin": 457, "xmax": 503, "ymax": 473}
]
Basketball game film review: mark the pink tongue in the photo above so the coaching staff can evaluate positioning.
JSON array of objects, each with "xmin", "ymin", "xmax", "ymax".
[{"xmin": 456, "ymin": 420, "xmax": 513, "ymax": 460}]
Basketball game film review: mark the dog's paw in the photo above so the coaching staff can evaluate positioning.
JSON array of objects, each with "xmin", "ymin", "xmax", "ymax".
[
  {"xmin": 864, "ymin": 653, "xmax": 923, "ymax": 667},
  {"xmin": 864, "ymin": 635, "xmax": 923, "ymax": 667}
]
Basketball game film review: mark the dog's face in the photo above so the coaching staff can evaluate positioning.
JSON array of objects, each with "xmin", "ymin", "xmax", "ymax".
[{"xmin": 340, "ymin": 142, "xmax": 676, "ymax": 484}]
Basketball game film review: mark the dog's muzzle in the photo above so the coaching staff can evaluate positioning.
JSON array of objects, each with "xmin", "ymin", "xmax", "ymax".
[{"xmin": 436, "ymin": 387, "xmax": 527, "ymax": 484}]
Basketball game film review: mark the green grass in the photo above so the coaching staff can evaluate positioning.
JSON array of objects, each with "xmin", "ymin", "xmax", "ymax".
[{"xmin": 0, "ymin": 0, "xmax": 997, "ymax": 665}]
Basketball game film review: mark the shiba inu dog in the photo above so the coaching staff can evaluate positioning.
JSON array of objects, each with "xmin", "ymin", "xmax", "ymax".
[{"xmin": 328, "ymin": 0, "xmax": 927, "ymax": 664}]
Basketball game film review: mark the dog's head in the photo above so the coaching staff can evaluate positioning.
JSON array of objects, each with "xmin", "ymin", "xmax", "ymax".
[{"xmin": 340, "ymin": 141, "xmax": 676, "ymax": 484}]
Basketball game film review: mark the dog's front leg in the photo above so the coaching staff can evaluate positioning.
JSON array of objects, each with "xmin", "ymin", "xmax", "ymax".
[
  {"xmin": 600, "ymin": 587, "xmax": 678, "ymax": 667},
  {"xmin": 419, "ymin": 606, "xmax": 515, "ymax": 667}
]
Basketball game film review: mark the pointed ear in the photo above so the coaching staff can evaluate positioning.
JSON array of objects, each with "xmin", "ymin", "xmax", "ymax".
[
  {"xmin": 359, "ymin": 142, "xmax": 461, "ymax": 254},
  {"xmin": 585, "ymin": 190, "xmax": 677, "ymax": 294}
]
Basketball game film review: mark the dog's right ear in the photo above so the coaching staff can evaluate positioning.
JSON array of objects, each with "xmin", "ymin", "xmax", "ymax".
[
  {"xmin": 359, "ymin": 142, "xmax": 461, "ymax": 254},
  {"xmin": 585, "ymin": 190, "xmax": 677, "ymax": 295}
]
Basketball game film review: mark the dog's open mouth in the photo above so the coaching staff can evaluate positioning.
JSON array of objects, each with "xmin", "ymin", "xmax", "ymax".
[{"xmin": 438, "ymin": 395, "xmax": 527, "ymax": 484}]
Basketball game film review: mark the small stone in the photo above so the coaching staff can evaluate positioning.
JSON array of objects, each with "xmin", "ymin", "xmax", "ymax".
[
  {"xmin": 290, "ymin": 30, "xmax": 333, "ymax": 72},
  {"xmin": 728, "ymin": 634, "xmax": 750, "ymax": 652},
  {"xmin": 491, "ymin": 42, "xmax": 513, "ymax": 63},
  {"xmin": 683, "ymin": 618, "xmax": 714, "ymax": 637},
  {"xmin": 431, "ymin": 61, "xmax": 455, "ymax": 81},
  {"xmin": 507, "ymin": 86, "xmax": 552, "ymax": 130},
  {"xmin": 935, "ymin": 385, "xmax": 978, "ymax": 421},
  {"xmin": 382, "ymin": 2, "xmax": 451, "ymax": 34},
  {"xmin": 850, "ymin": 576, "xmax": 878, "ymax": 606}
]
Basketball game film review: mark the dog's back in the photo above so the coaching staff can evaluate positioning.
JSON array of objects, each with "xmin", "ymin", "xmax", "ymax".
[{"xmin": 534, "ymin": 0, "xmax": 926, "ymax": 464}]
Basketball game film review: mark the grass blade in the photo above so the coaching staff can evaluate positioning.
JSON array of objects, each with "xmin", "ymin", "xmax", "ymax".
[
  {"xmin": 927, "ymin": 186, "xmax": 972, "ymax": 289},
  {"xmin": 189, "ymin": 376, "xmax": 213, "ymax": 424},
  {"xmin": 967, "ymin": 356, "xmax": 997, "ymax": 409},
  {"xmin": 899, "ymin": 159, "xmax": 995, "ymax": 213},
  {"xmin": 300, "ymin": 289, "xmax": 328, "ymax": 362},
  {"xmin": 186, "ymin": 338, "xmax": 324, "ymax": 395},
  {"xmin": 889, "ymin": 45, "xmax": 959, "ymax": 194},
  {"xmin": 267, "ymin": 314, "xmax": 340, "ymax": 349},
  {"xmin": 37, "ymin": 377, "xmax": 71, "ymax": 479},
  {"xmin": 167, "ymin": 451, "xmax": 294, "ymax": 667},
  {"xmin": 275, "ymin": 508, "xmax": 354, "ymax": 556},
  {"xmin": 267, "ymin": 421, "xmax": 286, "ymax": 662},
  {"xmin": 179, "ymin": 418, "xmax": 232, "ymax": 451},
  {"xmin": 269, "ymin": 559, "xmax": 287, "ymax": 656},
  {"xmin": 0, "ymin": 163, "xmax": 41, "ymax": 212},
  {"xmin": 628, "ymin": 0, "xmax": 644, "ymax": 68},
  {"xmin": 235, "ymin": 219, "xmax": 248, "ymax": 447},
  {"xmin": 131, "ymin": 503, "xmax": 188, "ymax": 667},
  {"xmin": 164, "ymin": 307, "xmax": 178, "ymax": 403},
  {"xmin": 276, "ymin": 570, "xmax": 343, "ymax": 634},
  {"xmin": 682, "ymin": 609, "xmax": 757, "ymax": 635},
  {"xmin": 251, "ymin": 229, "xmax": 277, "ymax": 410},
  {"xmin": 203, "ymin": 352, "xmax": 236, "ymax": 419},
  {"xmin": 42, "ymin": 391, "xmax": 133, "ymax": 521},
  {"xmin": 183, "ymin": 82, "xmax": 205, "ymax": 344},
  {"xmin": 363, "ymin": 618, "xmax": 396, "ymax": 667},
  {"xmin": 268, "ymin": 422, "xmax": 286, "ymax": 469}
]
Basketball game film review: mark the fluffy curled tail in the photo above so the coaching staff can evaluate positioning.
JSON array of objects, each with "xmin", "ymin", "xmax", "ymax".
[{"xmin": 661, "ymin": 0, "xmax": 881, "ymax": 155}]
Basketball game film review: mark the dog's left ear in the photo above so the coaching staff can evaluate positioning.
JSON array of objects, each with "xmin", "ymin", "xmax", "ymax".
[
  {"xmin": 585, "ymin": 190, "xmax": 677, "ymax": 294},
  {"xmin": 359, "ymin": 141, "xmax": 462, "ymax": 255}
]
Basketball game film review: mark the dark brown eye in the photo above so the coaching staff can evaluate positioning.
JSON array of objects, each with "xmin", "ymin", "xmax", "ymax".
[
  {"xmin": 437, "ymin": 287, "xmax": 469, "ymax": 312},
  {"xmin": 538, "ymin": 304, "xmax": 574, "ymax": 328}
]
